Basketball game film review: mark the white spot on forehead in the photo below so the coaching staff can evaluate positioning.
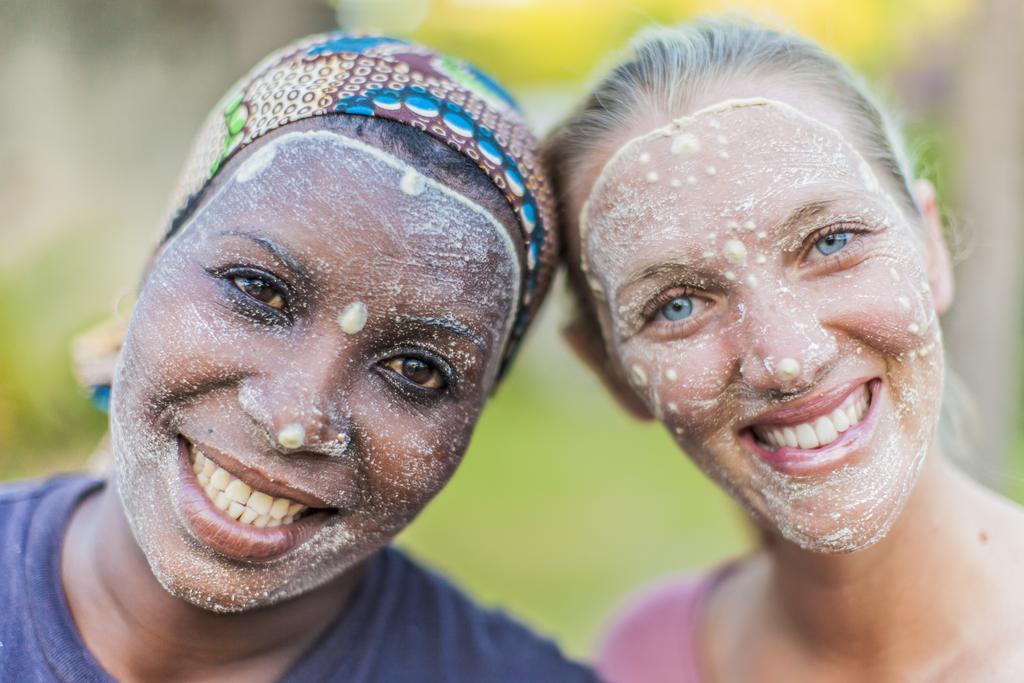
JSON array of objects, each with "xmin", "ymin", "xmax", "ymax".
[
  {"xmin": 639, "ymin": 152, "xmax": 652, "ymax": 163},
  {"xmin": 645, "ymin": 171, "xmax": 659, "ymax": 183},
  {"xmin": 723, "ymin": 239, "xmax": 747, "ymax": 265},
  {"xmin": 578, "ymin": 97, "xmax": 881, "ymax": 242},
  {"xmin": 337, "ymin": 302, "xmax": 368, "ymax": 335},
  {"xmin": 671, "ymin": 133, "xmax": 700, "ymax": 155},
  {"xmin": 196, "ymin": 129, "xmax": 523, "ymax": 350},
  {"xmin": 399, "ymin": 167, "xmax": 426, "ymax": 196}
]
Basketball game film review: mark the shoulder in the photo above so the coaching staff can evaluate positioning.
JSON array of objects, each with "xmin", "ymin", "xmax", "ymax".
[
  {"xmin": 378, "ymin": 547, "xmax": 599, "ymax": 683},
  {"xmin": 0, "ymin": 473, "xmax": 101, "ymax": 552},
  {"xmin": 597, "ymin": 571, "xmax": 722, "ymax": 683},
  {"xmin": 0, "ymin": 473, "xmax": 98, "ymax": 515}
]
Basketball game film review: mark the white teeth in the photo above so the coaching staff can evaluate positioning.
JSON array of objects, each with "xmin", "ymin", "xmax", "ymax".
[
  {"xmin": 831, "ymin": 408, "xmax": 850, "ymax": 432},
  {"xmin": 795, "ymin": 424, "xmax": 820, "ymax": 449},
  {"xmin": 269, "ymin": 498, "xmax": 290, "ymax": 520},
  {"xmin": 225, "ymin": 479, "xmax": 252, "ymax": 505},
  {"xmin": 188, "ymin": 444, "xmax": 310, "ymax": 528},
  {"xmin": 247, "ymin": 491, "xmax": 273, "ymax": 516},
  {"xmin": 210, "ymin": 468, "xmax": 231, "ymax": 491},
  {"xmin": 814, "ymin": 416, "xmax": 838, "ymax": 445},
  {"xmin": 239, "ymin": 508, "xmax": 259, "ymax": 525},
  {"xmin": 752, "ymin": 384, "xmax": 873, "ymax": 451}
]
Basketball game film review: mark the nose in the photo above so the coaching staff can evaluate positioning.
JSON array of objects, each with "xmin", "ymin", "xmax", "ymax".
[
  {"xmin": 734, "ymin": 292, "xmax": 838, "ymax": 394},
  {"xmin": 238, "ymin": 344, "xmax": 351, "ymax": 457}
]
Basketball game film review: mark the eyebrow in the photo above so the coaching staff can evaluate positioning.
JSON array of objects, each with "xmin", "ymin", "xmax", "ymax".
[
  {"xmin": 614, "ymin": 259, "xmax": 720, "ymax": 296},
  {"xmin": 775, "ymin": 200, "xmax": 836, "ymax": 236},
  {"xmin": 395, "ymin": 315, "xmax": 487, "ymax": 352},
  {"xmin": 617, "ymin": 199, "xmax": 842, "ymax": 295},
  {"xmin": 218, "ymin": 230, "xmax": 307, "ymax": 277}
]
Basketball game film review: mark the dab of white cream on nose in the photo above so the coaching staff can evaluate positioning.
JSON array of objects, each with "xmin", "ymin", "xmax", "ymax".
[
  {"xmin": 776, "ymin": 357, "xmax": 801, "ymax": 381},
  {"xmin": 277, "ymin": 423, "xmax": 305, "ymax": 449},
  {"xmin": 338, "ymin": 302, "xmax": 368, "ymax": 334}
]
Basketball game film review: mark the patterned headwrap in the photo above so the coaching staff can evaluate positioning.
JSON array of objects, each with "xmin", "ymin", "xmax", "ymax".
[{"xmin": 164, "ymin": 32, "xmax": 556, "ymax": 373}]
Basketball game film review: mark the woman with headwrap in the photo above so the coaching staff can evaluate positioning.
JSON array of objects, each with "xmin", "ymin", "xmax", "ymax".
[{"xmin": 0, "ymin": 33, "xmax": 595, "ymax": 683}]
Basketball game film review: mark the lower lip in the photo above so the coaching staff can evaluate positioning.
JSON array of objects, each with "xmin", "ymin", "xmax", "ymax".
[
  {"xmin": 742, "ymin": 379, "xmax": 884, "ymax": 476},
  {"xmin": 176, "ymin": 437, "xmax": 333, "ymax": 562}
]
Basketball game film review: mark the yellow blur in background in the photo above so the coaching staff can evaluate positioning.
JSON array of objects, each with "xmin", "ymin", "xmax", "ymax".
[{"xmin": 1, "ymin": 0, "xmax": 1019, "ymax": 658}]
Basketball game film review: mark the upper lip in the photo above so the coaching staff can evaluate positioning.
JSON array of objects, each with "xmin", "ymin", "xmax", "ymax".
[
  {"xmin": 182, "ymin": 436, "xmax": 334, "ymax": 509},
  {"xmin": 743, "ymin": 378, "xmax": 875, "ymax": 429}
]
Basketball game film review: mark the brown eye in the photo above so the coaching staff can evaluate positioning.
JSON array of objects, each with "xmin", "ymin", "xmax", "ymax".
[
  {"xmin": 232, "ymin": 275, "xmax": 285, "ymax": 309},
  {"xmin": 386, "ymin": 356, "xmax": 445, "ymax": 390}
]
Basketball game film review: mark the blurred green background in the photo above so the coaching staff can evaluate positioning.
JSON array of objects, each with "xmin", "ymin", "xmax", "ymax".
[{"xmin": 2, "ymin": 0, "xmax": 1022, "ymax": 659}]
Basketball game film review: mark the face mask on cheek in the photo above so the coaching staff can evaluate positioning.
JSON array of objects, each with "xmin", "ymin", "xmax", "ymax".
[
  {"xmin": 109, "ymin": 130, "xmax": 519, "ymax": 611},
  {"xmin": 580, "ymin": 98, "xmax": 947, "ymax": 553}
]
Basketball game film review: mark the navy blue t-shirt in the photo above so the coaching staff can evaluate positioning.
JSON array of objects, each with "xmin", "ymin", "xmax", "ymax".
[{"xmin": 0, "ymin": 475, "xmax": 599, "ymax": 682}]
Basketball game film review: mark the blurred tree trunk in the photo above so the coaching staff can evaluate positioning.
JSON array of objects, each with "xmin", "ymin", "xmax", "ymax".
[{"xmin": 946, "ymin": 0, "xmax": 1024, "ymax": 484}]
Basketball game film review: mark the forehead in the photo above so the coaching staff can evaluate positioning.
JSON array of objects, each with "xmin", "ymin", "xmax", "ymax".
[
  {"xmin": 174, "ymin": 130, "xmax": 520, "ymax": 334},
  {"xmin": 581, "ymin": 99, "xmax": 892, "ymax": 268}
]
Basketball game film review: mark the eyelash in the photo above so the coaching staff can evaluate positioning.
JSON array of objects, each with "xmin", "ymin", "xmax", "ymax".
[
  {"xmin": 376, "ymin": 347, "xmax": 456, "ymax": 399},
  {"xmin": 801, "ymin": 222, "xmax": 873, "ymax": 265},
  {"xmin": 640, "ymin": 287, "xmax": 710, "ymax": 338},
  {"xmin": 213, "ymin": 266, "xmax": 457, "ymax": 400},
  {"xmin": 215, "ymin": 266, "xmax": 293, "ymax": 323}
]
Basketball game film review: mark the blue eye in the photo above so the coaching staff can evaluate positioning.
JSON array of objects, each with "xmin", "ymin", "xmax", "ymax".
[
  {"xmin": 660, "ymin": 296, "xmax": 693, "ymax": 321},
  {"xmin": 815, "ymin": 232, "xmax": 850, "ymax": 255}
]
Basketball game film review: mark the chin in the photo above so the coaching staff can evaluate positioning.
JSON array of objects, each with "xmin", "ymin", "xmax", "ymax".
[
  {"xmin": 754, "ymin": 439, "xmax": 932, "ymax": 555},
  {"xmin": 770, "ymin": 502, "xmax": 903, "ymax": 554}
]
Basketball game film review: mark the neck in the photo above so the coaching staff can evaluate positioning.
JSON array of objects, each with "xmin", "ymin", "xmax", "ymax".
[
  {"xmin": 62, "ymin": 481, "xmax": 365, "ymax": 682},
  {"xmin": 764, "ymin": 449, "xmax": 1013, "ymax": 668}
]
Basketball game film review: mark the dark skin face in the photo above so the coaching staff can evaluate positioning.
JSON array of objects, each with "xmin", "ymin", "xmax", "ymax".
[{"xmin": 62, "ymin": 123, "xmax": 521, "ymax": 681}]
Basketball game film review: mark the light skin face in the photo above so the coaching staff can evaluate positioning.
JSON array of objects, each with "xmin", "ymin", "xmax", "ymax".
[
  {"xmin": 574, "ymin": 95, "xmax": 953, "ymax": 553},
  {"xmin": 108, "ymin": 127, "xmax": 520, "ymax": 612}
]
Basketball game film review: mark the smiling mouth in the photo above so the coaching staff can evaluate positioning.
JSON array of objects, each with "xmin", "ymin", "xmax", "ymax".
[
  {"xmin": 189, "ymin": 443, "xmax": 312, "ymax": 528},
  {"xmin": 750, "ymin": 382, "xmax": 872, "ymax": 451}
]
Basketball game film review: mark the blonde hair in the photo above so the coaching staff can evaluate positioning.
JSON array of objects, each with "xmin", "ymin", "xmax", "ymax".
[{"xmin": 545, "ymin": 18, "xmax": 919, "ymax": 221}]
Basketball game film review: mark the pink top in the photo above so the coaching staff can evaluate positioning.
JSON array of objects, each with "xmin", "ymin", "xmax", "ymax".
[{"xmin": 597, "ymin": 567, "xmax": 735, "ymax": 683}]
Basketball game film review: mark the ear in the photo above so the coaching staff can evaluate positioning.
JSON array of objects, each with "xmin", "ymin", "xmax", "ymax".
[
  {"xmin": 562, "ymin": 315, "xmax": 654, "ymax": 421},
  {"xmin": 911, "ymin": 179, "xmax": 954, "ymax": 315}
]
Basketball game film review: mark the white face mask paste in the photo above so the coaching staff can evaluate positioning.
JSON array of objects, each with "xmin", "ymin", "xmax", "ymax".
[
  {"xmin": 111, "ymin": 129, "xmax": 520, "ymax": 611},
  {"xmin": 337, "ymin": 301, "xmax": 368, "ymax": 334},
  {"xmin": 277, "ymin": 422, "xmax": 305, "ymax": 449},
  {"xmin": 579, "ymin": 98, "xmax": 944, "ymax": 553}
]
